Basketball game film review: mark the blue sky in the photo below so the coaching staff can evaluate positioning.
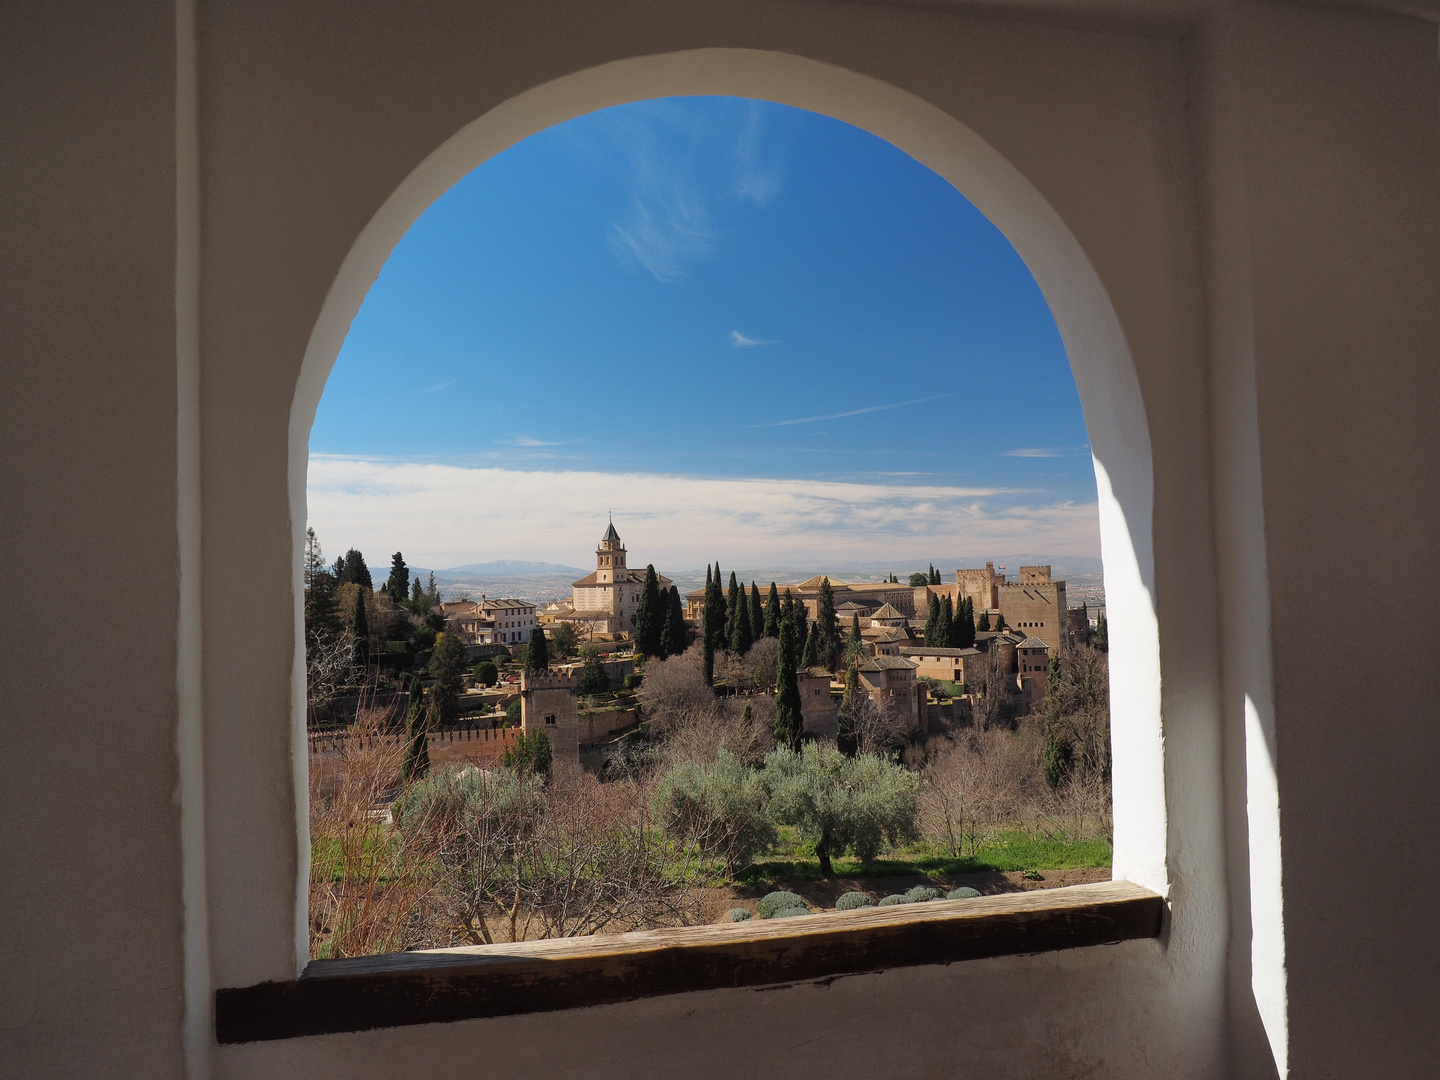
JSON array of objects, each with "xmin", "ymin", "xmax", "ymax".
[{"xmin": 309, "ymin": 97, "xmax": 1097, "ymax": 570}]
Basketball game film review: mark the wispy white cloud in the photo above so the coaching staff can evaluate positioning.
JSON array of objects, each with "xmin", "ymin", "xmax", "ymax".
[
  {"xmin": 306, "ymin": 456, "xmax": 1099, "ymax": 570},
  {"xmin": 733, "ymin": 100, "xmax": 784, "ymax": 206},
  {"xmin": 760, "ymin": 394, "xmax": 953, "ymax": 428},
  {"xmin": 608, "ymin": 190, "xmax": 715, "ymax": 283},
  {"xmin": 504, "ymin": 435, "xmax": 566, "ymax": 448},
  {"xmin": 423, "ymin": 381, "xmax": 455, "ymax": 393},
  {"xmin": 730, "ymin": 330, "xmax": 775, "ymax": 348},
  {"xmin": 1003, "ymin": 446, "xmax": 1091, "ymax": 458}
]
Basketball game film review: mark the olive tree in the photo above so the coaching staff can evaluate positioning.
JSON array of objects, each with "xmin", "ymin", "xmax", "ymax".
[{"xmin": 760, "ymin": 744, "xmax": 920, "ymax": 877}]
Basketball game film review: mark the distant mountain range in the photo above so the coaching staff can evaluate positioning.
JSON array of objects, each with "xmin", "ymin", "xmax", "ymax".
[{"xmin": 437, "ymin": 559, "xmax": 585, "ymax": 576}]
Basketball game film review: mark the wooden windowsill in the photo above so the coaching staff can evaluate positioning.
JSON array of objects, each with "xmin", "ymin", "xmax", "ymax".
[{"xmin": 215, "ymin": 879, "xmax": 1163, "ymax": 1044}]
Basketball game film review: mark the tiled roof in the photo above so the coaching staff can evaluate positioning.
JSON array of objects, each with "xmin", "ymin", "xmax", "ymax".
[
  {"xmin": 869, "ymin": 603, "xmax": 905, "ymax": 619},
  {"xmin": 1017, "ymin": 636, "xmax": 1051, "ymax": 650},
  {"xmin": 859, "ymin": 655, "xmax": 917, "ymax": 672},
  {"xmin": 601, "ymin": 521, "xmax": 622, "ymax": 544},
  {"xmin": 899, "ymin": 646, "xmax": 980, "ymax": 658}
]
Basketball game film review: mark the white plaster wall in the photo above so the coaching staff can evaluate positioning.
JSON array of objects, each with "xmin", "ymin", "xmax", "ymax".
[{"xmin": 2, "ymin": 2, "xmax": 1437, "ymax": 1078}]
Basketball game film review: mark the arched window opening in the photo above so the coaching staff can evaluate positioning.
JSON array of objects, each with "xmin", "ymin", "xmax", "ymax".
[{"xmin": 301, "ymin": 95, "xmax": 1120, "ymax": 961}]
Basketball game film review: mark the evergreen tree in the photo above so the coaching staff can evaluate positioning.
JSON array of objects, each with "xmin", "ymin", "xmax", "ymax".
[
  {"xmin": 956, "ymin": 596, "xmax": 976, "ymax": 648},
  {"xmin": 525, "ymin": 626, "xmax": 550, "ymax": 672},
  {"xmin": 908, "ymin": 572, "xmax": 929, "ymax": 587},
  {"xmin": 800, "ymin": 622, "xmax": 820, "ymax": 668},
  {"xmin": 351, "ymin": 585, "xmax": 370, "ymax": 665},
  {"xmin": 923, "ymin": 594, "xmax": 942, "ymax": 646},
  {"xmin": 410, "ymin": 576, "xmax": 424, "ymax": 605},
  {"xmin": 1046, "ymin": 652, "xmax": 1063, "ymax": 698},
  {"xmin": 304, "ymin": 527, "xmax": 326, "ymax": 588},
  {"xmin": 724, "ymin": 571, "xmax": 741, "ymax": 647},
  {"xmin": 386, "ymin": 551, "xmax": 409, "ymax": 602},
  {"xmin": 837, "ymin": 664, "xmax": 862, "ymax": 757},
  {"xmin": 815, "ymin": 577, "xmax": 841, "ymax": 671},
  {"xmin": 730, "ymin": 584, "xmax": 753, "ymax": 655},
  {"xmin": 429, "ymin": 632, "xmax": 466, "ymax": 726},
  {"xmin": 977, "ymin": 611, "xmax": 990, "ymax": 632},
  {"xmin": 764, "ymin": 582, "xmax": 782, "ymax": 638},
  {"xmin": 847, "ymin": 612, "xmax": 863, "ymax": 658},
  {"xmin": 633, "ymin": 564, "xmax": 663, "ymax": 657},
  {"xmin": 304, "ymin": 569, "xmax": 342, "ymax": 637},
  {"xmin": 702, "ymin": 564, "xmax": 721, "ymax": 687},
  {"xmin": 749, "ymin": 582, "xmax": 764, "ymax": 644},
  {"xmin": 994, "ymin": 612, "xmax": 1007, "ymax": 631},
  {"xmin": 1093, "ymin": 612, "xmax": 1109, "ymax": 652},
  {"xmin": 335, "ymin": 548, "xmax": 373, "ymax": 590},
  {"xmin": 427, "ymin": 571, "xmax": 440, "ymax": 605},
  {"xmin": 930, "ymin": 565, "xmax": 941, "ymax": 585},
  {"xmin": 940, "ymin": 595, "xmax": 955, "ymax": 648},
  {"xmin": 773, "ymin": 620, "xmax": 804, "ymax": 750},
  {"xmin": 400, "ymin": 681, "xmax": 430, "ymax": 782},
  {"xmin": 662, "ymin": 585, "xmax": 688, "ymax": 657}
]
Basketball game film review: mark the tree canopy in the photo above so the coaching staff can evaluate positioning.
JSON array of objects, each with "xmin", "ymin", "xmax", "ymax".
[
  {"xmin": 525, "ymin": 626, "xmax": 550, "ymax": 672},
  {"xmin": 760, "ymin": 745, "xmax": 920, "ymax": 877}
]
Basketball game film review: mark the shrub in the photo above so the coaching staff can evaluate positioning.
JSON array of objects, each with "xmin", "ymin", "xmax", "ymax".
[
  {"xmin": 728, "ymin": 908, "xmax": 752, "ymax": 922},
  {"xmin": 504, "ymin": 699, "xmax": 521, "ymax": 723},
  {"xmin": 652, "ymin": 750, "xmax": 775, "ymax": 877},
  {"xmin": 903, "ymin": 885, "xmax": 939, "ymax": 903},
  {"xmin": 877, "ymin": 894, "xmax": 908, "ymax": 906},
  {"xmin": 471, "ymin": 661, "xmax": 498, "ymax": 687},
  {"xmin": 578, "ymin": 655, "xmax": 610, "ymax": 696},
  {"xmin": 624, "ymin": 672, "xmax": 643, "ymax": 691},
  {"xmin": 946, "ymin": 887, "xmax": 982, "ymax": 900},
  {"xmin": 503, "ymin": 729, "xmax": 552, "ymax": 777},
  {"xmin": 835, "ymin": 891, "xmax": 874, "ymax": 910},
  {"xmin": 770, "ymin": 906, "xmax": 809, "ymax": 919},
  {"xmin": 757, "ymin": 891, "xmax": 808, "ymax": 919}
]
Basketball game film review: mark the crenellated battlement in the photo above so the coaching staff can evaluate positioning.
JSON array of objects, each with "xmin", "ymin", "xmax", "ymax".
[{"xmin": 521, "ymin": 670, "xmax": 579, "ymax": 692}]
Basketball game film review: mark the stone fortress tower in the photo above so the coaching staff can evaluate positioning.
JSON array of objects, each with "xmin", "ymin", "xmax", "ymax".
[{"xmin": 520, "ymin": 669, "xmax": 579, "ymax": 765}]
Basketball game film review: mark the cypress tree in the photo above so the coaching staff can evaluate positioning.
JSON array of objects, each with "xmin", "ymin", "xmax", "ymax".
[
  {"xmin": 956, "ymin": 596, "xmax": 976, "ymax": 648},
  {"xmin": 400, "ymin": 681, "xmax": 431, "ymax": 782},
  {"xmin": 662, "ymin": 586, "xmax": 688, "ymax": 657},
  {"xmin": 773, "ymin": 620, "xmax": 803, "ymax": 751},
  {"xmin": 1093, "ymin": 612, "xmax": 1108, "ymax": 652},
  {"xmin": 764, "ymin": 582, "xmax": 781, "ymax": 638},
  {"xmin": 749, "ymin": 582, "xmax": 763, "ymax": 644},
  {"xmin": 800, "ymin": 622, "xmax": 820, "ymax": 668},
  {"xmin": 1046, "ymin": 652, "xmax": 1063, "ymax": 698},
  {"xmin": 729, "ymin": 584, "xmax": 753, "ymax": 655},
  {"xmin": 837, "ymin": 664, "xmax": 861, "ymax": 756},
  {"xmin": 978, "ymin": 611, "xmax": 990, "ymax": 632},
  {"xmin": 940, "ymin": 595, "xmax": 955, "ymax": 648},
  {"xmin": 386, "ymin": 552, "xmax": 409, "ymax": 602},
  {"xmin": 815, "ymin": 577, "xmax": 840, "ymax": 671},
  {"xmin": 410, "ymin": 576, "xmax": 423, "ymax": 605},
  {"xmin": 633, "ymin": 564, "xmax": 662, "ymax": 657},
  {"xmin": 725, "ymin": 571, "xmax": 741, "ymax": 647},
  {"xmin": 525, "ymin": 626, "xmax": 550, "ymax": 672},
  {"xmin": 702, "ymin": 564, "xmax": 718, "ymax": 687},
  {"xmin": 923, "ymin": 594, "xmax": 941, "ymax": 646},
  {"xmin": 351, "ymin": 585, "xmax": 370, "ymax": 665}
]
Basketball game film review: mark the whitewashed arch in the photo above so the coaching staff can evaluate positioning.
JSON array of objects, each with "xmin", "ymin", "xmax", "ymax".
[{"xmin": 288, "ymin": 49, "xmax": 1164, "ymax": 942}]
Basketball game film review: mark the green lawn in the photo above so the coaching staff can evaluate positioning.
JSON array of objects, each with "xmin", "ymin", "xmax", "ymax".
[{"xmin": 737, "ymin": 831, "xmax": 1112, "ymax": 885}]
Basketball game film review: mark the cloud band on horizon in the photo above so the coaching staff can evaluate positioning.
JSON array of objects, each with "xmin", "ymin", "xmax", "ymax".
[{"xmin": 307, "ymin": 456, "xmax": 1099, "ymax": 571}]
